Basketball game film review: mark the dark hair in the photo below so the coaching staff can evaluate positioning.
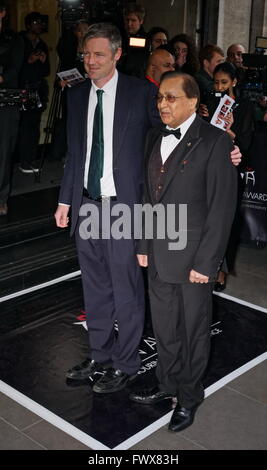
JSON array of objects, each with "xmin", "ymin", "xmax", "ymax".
[
  {"xmin": 147, "ymin": 26, "xmax": 169, "ymax": 43},
  {"xmin": 158, "ymin": 43, "xmax": 175, "ymax": 57},
  {"xmin": 24, "ymin": 11, "xmax": 43, "ymax": 28},
  {"xmin": 123, "ymin": 3, "xmax": 146, "ymax": 21},
  {"xmin": 160, "ymin": 71, "xmax": 200, "ymax": 108},
  {"xmin": 170, "ymin": 33, "xmax": 200, "ymax": 75},
  {"xmin": 83, "ymin": 22, "xmax": 122, "ymax": 55},
  {"xmin": 199, "ymin": 44, "xmax": 224, "ymax": 67},
  {"xmin": 73, "ymin": 19, "xmax": 90, "ymax": 30},
  {"xmin": 213, "ymin": 61, "xmax": 237, "ymax": 80}
]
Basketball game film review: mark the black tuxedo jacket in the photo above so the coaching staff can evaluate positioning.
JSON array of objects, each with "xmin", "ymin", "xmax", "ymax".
[
  {"xmin": 139, "ymin": 115, "xmax": 238, "ymax": 283},
  {"xmin": 59, "ymin": 72, "xmax": 160, "ymax": 235}
]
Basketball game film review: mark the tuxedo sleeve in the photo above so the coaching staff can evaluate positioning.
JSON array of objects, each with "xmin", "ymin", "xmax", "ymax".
[
  {"xmin": 191, "ymin": 132, "xmax": 238, "ymax": 279},
  {"xmin": 136, "ymin": 129, "xmax": 158, "ymax": 255}
]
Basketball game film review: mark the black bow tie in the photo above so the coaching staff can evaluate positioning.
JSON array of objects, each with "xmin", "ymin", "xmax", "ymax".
[{"xmin": 162, "ymin": 127, "xmax": 181, "ymax": 139}]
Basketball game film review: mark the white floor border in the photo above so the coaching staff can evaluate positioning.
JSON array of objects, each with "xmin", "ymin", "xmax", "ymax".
[
  {"xmin": 0, "ymin": 379, "xmax": 109, "ymax": 450},
  {"xmin": 0, "ymin": 276, "xmax": 266, "ymax": 449},
  {"xmin": 213, "ymin": 291, "xmax": 267, "ymax": 314},
  {"xmin": 0, "ymin": 271, "xmax": 81, "ymax": 304},
  {"xmin": 0, "ymin": 353, "xmax": 266, "ymax": 451},
  {"xmin": 113, "ymin": 352, "xmax": 267, "ymax": 450}
]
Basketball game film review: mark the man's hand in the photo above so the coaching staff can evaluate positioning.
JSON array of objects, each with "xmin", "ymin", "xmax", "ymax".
[
  {"xmin": 39, "ymin": 51, "xmax": 47, "ymax": 64},
  {"xmin": 137, "ymin": 254, "xmax": 148, "ymax": 267},
  {"xmin": 230, "ymin": 145, "xmax": 242, "ymax": 166},
  {"xmin": 222, "ymin": 111, "xmax": 234, "ymax": 131},
  {"xmin": 189, "ymin": 269, "xmax": 209, "ymax": 283},
  {"xmin": 198, "ymin": 103, "xmax": 209, "ymax": 118},
  {"xmin": 54, "ymin": 205, "xmax": 70, "ymax": 228},
  {"xmin": 60, "ymin": 79, "xmax": 69, "ymax": 89},
  {"xmin": 28, "ymin": 51, "xmax": 46, "ymax": 64}
]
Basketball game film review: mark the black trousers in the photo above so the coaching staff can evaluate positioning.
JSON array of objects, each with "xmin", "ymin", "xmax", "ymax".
[
  {"xmin": 17, "ymin": 109, "xmax": 42, "ymax": 166},
  {"xmin": 0, "ymin": 107, "xmax": 20, "ymax": 203},
  {"xmin": 148, "ymin": 272, "xmax": 213, "ymax": 408},
  {"xmin": 75, "ymin": 197, "xmax": 145, "ymax": 375}
]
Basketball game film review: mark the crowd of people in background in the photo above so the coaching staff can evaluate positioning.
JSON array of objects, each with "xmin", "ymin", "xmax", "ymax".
[{"xmin": 0, "ymin": 1, "xmax": 266, "ymax": 250}]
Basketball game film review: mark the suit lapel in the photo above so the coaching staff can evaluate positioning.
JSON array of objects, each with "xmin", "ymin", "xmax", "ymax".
[
  {"xmin": 156, "ymin": 116, "xmax": 203, "ymax": 201},
  {"xmin": 80, "ymin": 80, "xmax": 91, "ymax": 164},
  {"xmin": 146, "ymin": 129, "xmax": 162, "ymax": 200},
  {"xmin": 113, "ymin": 74, "xmax": 131, "ymax": 163}
]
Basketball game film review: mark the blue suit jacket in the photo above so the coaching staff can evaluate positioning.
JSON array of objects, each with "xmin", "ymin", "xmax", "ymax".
[{"xmin": 59, "ymin": 72, "xmax": 160, "ymax": 235}]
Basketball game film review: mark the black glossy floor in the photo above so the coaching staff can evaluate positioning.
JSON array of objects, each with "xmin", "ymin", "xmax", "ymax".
[{"xmin": 0, "ymin": 168, "xmax": 267, "ymax": 450}]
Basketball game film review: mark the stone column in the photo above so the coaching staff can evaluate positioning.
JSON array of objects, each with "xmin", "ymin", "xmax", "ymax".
[
  {"xmin": 140, "ymin": 0, "xmax": 186, "ymax": 38},
  {"xmin": 216, "ymin": 0, "xmax": 252, "ymax": 53}
]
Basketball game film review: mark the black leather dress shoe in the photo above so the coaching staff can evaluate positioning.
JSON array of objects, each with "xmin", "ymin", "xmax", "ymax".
[
  {"xmin": 168, "ymin": 404, "xmax": 199, "ymax": 432},
  {"xmin": 66, "ymin": 358, "xmax": 108, "ymax": 381},
  {"xmin": 93, "ymin": 368, "xmax": 137, "ymax": 393},
  {"xmin": 129, "ymin": 386, "xmax": 175, "ymax": 405}
]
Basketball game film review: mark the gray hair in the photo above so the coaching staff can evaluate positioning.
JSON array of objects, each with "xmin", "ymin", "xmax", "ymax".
[{"xmin": 83, "ymin": 22, "xmax": 122, "ymax": 55}]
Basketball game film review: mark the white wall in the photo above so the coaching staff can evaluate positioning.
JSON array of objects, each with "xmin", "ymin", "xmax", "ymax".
[{"xmin": 217, "ymin": 0, "xmax": 252, "ymax": 53}]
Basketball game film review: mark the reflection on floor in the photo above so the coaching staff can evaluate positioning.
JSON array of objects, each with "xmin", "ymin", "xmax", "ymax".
[
  {"xmin": 0, "ymin": 170, "xmax": 266, "ymax": 450},
  {"xmin": 1, "ymin": 274, "xmax": 266, "ymax": 449}
]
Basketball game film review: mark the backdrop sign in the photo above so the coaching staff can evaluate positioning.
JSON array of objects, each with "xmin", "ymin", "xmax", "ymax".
[{"xmin": 240, "ymin": 130, "xmax": 267, "ymax": 244}]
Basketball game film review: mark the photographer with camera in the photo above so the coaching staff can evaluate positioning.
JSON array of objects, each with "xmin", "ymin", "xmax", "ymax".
[
  {"xmin": 0, "ymin": 0, "xmax": 24, "ymax": 216},
  {"xmin": 17, "ymin": 11, "xmax": 50, "ymax": 174}
]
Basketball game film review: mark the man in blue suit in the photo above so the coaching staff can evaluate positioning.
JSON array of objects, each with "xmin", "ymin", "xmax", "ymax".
[{"xmin": 54, "ymin": 23, "xmax": 160, "ymax": 393}]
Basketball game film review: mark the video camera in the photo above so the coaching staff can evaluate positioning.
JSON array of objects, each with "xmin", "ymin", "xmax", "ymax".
[
  {"xmin": 0, "ymin": 88, "xmax": 42, "ymax": 110},
  {"xmin": 201, "ymin": 90, "xmax": 239, "ymax": 122},
  {"xmin": 201, "ymin": 90, "xmax": 225, "ymax": 116},
  {"xmin": 239, "ymin": 37, "xmax": 267, "ymax": 102}
]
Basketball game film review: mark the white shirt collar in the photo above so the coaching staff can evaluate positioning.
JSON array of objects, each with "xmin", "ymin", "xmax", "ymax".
[
  {"xmin": 91, "ymin": 69, "xmax": 118, "ymax": 95},
  {"xmin": 166, "ymin": 112, "xmax": 196, "ymax": 138}
]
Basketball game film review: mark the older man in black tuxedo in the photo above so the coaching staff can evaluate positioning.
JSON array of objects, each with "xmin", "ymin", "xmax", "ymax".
[{"xmin": 130, "ymin": 71, "xmax": 237, "ymax": 432}]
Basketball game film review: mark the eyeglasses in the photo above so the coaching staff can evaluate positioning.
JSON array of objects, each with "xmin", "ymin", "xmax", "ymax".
[{"xmin": 156, "ymin": 94, "xmax": 186, "ymax": 103}]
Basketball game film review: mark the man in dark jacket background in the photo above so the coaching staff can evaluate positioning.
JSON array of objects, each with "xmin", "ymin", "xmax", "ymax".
[
  {"xmin": 17, "ymin": 11, "xmax": 50, "ymax": 174},
  {"xmin": 0, "ymin": 0, "xmax": 24, "ymax": 215}
]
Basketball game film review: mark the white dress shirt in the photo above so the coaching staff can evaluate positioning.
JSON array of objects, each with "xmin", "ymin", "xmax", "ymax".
[
  {"xmin": 84, "ymin": 69, "xmax": 118, "ymax": 196},
  {"xmin": 160, "ymin": 112, "xmax": 196, "ymax": 164}
]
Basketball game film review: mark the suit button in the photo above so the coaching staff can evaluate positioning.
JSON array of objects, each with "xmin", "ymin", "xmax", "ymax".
[
  {"xmin": 160, "ymin": 167, "xmax": 165, "ymax": 173},
  {"xmin": 158, "ymin": 185, "xmax": 162, "ymax": 190}
]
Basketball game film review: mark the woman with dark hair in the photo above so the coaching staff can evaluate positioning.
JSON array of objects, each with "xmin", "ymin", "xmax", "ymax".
[
  {"xmin": 204, "ymin": 61, "xmax": 254, "ymax": 291},
  {"xmin": 212, "ymin": 61, "xmax": 254, "ymax": 154},
  {"xmin": 170, "ymin": 33, "xmax": 200, "ymax": 76},
  {"xmin": 147, "ymin": 26, "xmax": 169, "ymax": 52}
]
